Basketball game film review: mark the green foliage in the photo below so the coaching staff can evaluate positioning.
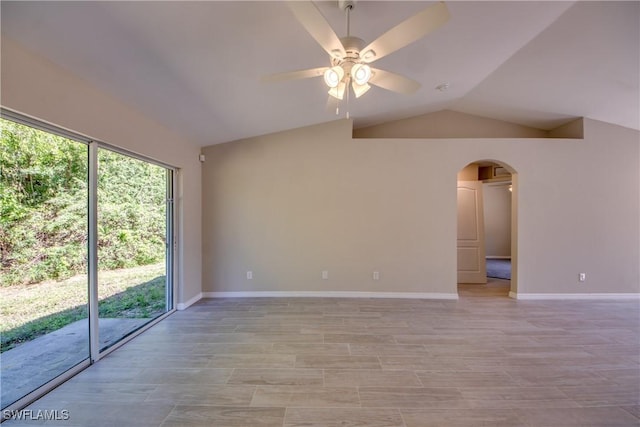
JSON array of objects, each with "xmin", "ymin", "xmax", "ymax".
[
  {"xmin": 0, "ymin": 118, "xmax": 168, "ymax": 286},
  {"xmin": 96, "ymin": 149, "xmax": 166, "ymax": 271},
  {"xmin": 0, "ymin": 119, "xmax": 88, "ymax": 285}
]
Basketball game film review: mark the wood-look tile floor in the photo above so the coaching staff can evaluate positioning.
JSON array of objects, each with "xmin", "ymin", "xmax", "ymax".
[{"xmin": 6, "ymin": 283, "xmax": 639, "ymax": 426}]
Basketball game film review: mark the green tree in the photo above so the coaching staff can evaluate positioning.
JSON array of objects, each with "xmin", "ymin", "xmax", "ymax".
[
  {"xmin": 97, "ymin": 149, "xmax": 167, "ymax": 270},
  {"xmin": 1, "ymin": 118, "xmax": 167, "ymax": 286},
  {"xmin": 1, "ymin": 119, "xmax": 87, "ymax": 285}
]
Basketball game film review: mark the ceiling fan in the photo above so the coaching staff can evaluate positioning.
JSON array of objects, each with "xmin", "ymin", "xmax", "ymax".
[{"xmin": 263, "ymin": 0, "xmax": 450, "ymax": 102}]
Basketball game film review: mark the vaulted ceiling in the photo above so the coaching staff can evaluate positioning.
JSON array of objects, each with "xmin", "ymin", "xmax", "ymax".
[{"xmin": 2, "ymin": 1, "xmax": 638, "ymax": 146}]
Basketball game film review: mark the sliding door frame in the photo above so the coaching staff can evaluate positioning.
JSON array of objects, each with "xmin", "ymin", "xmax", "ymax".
[
  {"xmin": 89, "ymin": 143, "xmax": 177, "ymax": 361},
  {"xmin": 88, "ymin": 141, "xmax": 100, "ymax": 361},
  {"xmin": 1, "ymin": 108, "xmax": 178, "ymax": 408}
]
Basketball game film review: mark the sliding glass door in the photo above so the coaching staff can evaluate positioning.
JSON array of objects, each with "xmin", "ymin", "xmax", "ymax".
[
  {"xmin": 1, "ymin": 113, "xmax": 175, "ymax": 412},
  {"xmin": 96, "ymin": 148, "xmax": 173, "ymax": 351},
  {"xmin": 0, "ymin": 118, "xmax": 89, "ymax": 409}
]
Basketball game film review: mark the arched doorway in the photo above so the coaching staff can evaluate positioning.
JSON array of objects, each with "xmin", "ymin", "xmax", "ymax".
[{"xmin": 456, "ymin": 160, "xmax": 518, "ymax": 297}]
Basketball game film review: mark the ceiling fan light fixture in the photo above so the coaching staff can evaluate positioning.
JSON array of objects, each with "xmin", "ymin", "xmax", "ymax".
[
  {"xmin": 351, "ymin": 64, "xmax": 372, "ymax": 85},
  {"xmin": 351, "ymin": 81, "xmax": 371, "ymax": 98},
  {"xmin": 324, "ymin": 66, "xmax": 345, "ymax": 88}
]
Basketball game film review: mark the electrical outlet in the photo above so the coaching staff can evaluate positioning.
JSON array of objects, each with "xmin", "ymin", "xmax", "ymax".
[
  {"xmin": 579, "ymin": 273, "xmax": 586, "ymax": 282},
  {"xmin": 373, "ymin": 271, "xmax": 380, "ymax": 280},
  {"xmin": 322, "ymin": 270, "xmax": 329, "ymax": 280},
  {"xmin": 246, "ymin": 271, "xmax": 253, "ymax": 280}
]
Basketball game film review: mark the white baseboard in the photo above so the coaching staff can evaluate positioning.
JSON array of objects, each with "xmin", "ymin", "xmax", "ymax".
[
  {"xmin": 201, "ymin": 291, "xmax": 459, "ymax": 300},
  {"xmin": 183, "ymin": 291, "xmax": 637, "ymax": 305},
  {"xmin": 176, "ymin": 292, "xmax": 202, "ymax": 310},
  {"xmin": 510, "ymin": 292, "xmax": 640, "ymax": 300}
]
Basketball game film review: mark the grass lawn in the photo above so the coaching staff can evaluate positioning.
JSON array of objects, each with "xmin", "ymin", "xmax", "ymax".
[{"xmin": 0, "ymin": 263, "xmax": 166, "ymax": 352}]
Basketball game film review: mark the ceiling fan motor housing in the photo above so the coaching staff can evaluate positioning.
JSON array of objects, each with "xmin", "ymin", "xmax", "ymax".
[{"xmin": 333, "ymin": 36, "xmax": 366, "ymax": 75}]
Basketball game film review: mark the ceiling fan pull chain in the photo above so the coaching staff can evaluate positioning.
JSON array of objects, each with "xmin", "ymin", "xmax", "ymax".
[{"xmin": 346, "ymin": 78, "xmax": 350, "ymax": 119}]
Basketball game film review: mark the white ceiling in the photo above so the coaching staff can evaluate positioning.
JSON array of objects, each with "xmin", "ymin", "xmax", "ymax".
[{"xmin": 1, "ymin": 1, "xmax": 638, "ymax": 146}]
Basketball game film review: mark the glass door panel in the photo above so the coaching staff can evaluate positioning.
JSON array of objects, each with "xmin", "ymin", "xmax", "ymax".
[
  {"xmin": 0, "ymin": 118, "xmax": 89, "ymax": 409},
  {"xmin": 96, "ymin": 148, "xmax": 171, "ymax": 351}
]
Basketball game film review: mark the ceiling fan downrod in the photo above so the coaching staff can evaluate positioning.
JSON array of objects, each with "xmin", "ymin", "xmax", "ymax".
[{"xmin": 339, "ymin": 0, "xmax": 356, "ymax": 36}]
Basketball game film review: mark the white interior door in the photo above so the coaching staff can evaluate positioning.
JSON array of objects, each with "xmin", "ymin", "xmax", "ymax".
[{"xmin": 457, "ymin": 181, "xmax": 487, "ymax": 283}]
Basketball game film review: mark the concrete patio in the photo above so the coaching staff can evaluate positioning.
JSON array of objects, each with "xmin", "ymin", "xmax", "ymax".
[{"xmin": 1, "ymin": 317, "xmax": 151, "ymax": 409}]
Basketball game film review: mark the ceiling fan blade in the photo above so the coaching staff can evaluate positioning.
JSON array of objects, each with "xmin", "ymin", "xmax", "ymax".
[
  {"xmin": 360, "ymin": 1, "xmax": 450, "ymax": 63},
  {"xmin": 369, "ymin": 68, "xmax": 421, "ymax": 94},
  {"xmin": 287, "ymin": 1, "xmax": 346, "ymax": 59},
  {"xmin": 261, "ymin": 67, "xmax": 328, "ymax": 83}
]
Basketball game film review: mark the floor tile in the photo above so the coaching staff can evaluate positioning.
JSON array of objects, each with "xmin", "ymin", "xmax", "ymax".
[
  {"xmin": 295, "ymin": 355, "xmax": 381, "ymax": 369},
  {"xmin": 102, "ymin": 353, "xmax": 213, "ymax": 368},
  {"xmin": 206, "ymin": 354, "xmax": 295, "ymax": 368},
  {"xmin": 284, "ymin": 408, "xmax": 404, "ymax": 427},
  {"xmin": 33, "ymin": 382, "xmax": 156, "ymax": 404},
  {"xmin": 400, "ymin": 408, "xmax": 526, "ymax": 427},
  {"xmin": 559, "ymin": 382, "xmax": 640, "ymax": 407},
  {"xmin": 227, "ymin": 369, "xmax": 323, "ymax": 386},
  {"xmin": 458, "ymin": 386, "xmax": 579, "ymax": 409},
  {"xmin": 416, "ymin": 370, "xmax": 518, "ymax": 387},
  {"xmin": 270, "ymin": 343, "xmax": 349, "ymax": 355},
  {"xmin": 324, "ymin": 369, "xmax": 421, "ymax": 387},
  {"xmin": 621, "ymin": 405, "xmax": 640, "ymax": 418},
  {"xmin": 160, "ymin": 406, "xmax": 285, "ymax": 427},
  {"xmin": 504, "ymin": 366, "xmax": 612, "ymax": 386},
  {"xmin": 517, "ymin": 406, "xmax": 640, "ymax": 426},
  {"xmin": 323, "ymin": 333, "xmax": 397, "ymax": 344},
  {"xmin": 348, "ymin": 344, "xmax": 428, "ymax": 356},
  {"xmin": 359, "ymin": 387, "xmax": 467, "ymax": 409},
  {"xmin": 145, "ymin": 384, "xmax": 256, "ymax": 406},
  {"xmin": 134, "ymin": 368, "xmax": 233, "ymax": 385},
  {"xmin": 378, "ymin": 355, "xmax": 469, "ymax": 371},
  {"xmin": 194, "ymin": 343, "xmax": 273, "ymax": 354},
  {"xmin": 251, "ymin": 386, "xmax": 360, "ymax": 407}
]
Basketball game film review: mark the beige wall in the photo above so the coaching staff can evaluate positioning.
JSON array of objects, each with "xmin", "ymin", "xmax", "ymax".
[
  {"xmin": 548, "ymin": 118, "xmax": 584, "ymax": 139},
  {"xmin": 354, "ymin": 110, "xmax": 549, "ymax": 139},
  {"xmin": 483, "ymin": 182, "xmax": 512, "ymax": 258},
  {"xmin": 202, "ymin": 116, "xmax": 639, "ymax": 296},
  {"xmin": 1, "ymin": 38, "xmax": 203, "ymax": 306},
  {"xmin": 202, "ymin": 119, "xmax": 457, "ymax": 296}
]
